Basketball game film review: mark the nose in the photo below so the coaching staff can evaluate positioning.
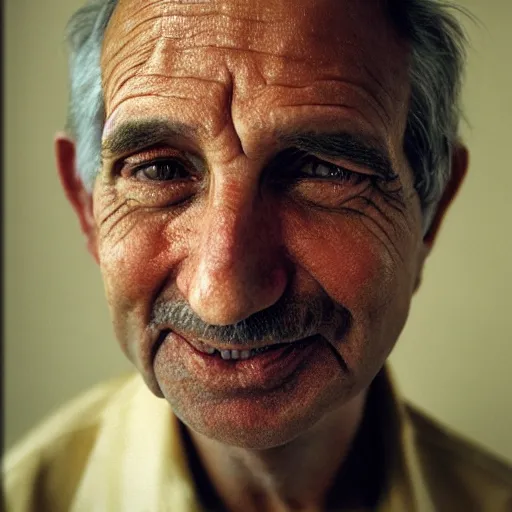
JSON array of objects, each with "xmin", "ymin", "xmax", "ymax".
[{"xmin": 180, "ymin": 178, "xmax": 288, "ymax": 326}]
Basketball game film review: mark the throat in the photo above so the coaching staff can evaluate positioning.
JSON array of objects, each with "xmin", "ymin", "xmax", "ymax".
[
  {"xmin": 177, "ymin": 385, "xmax": 384, "ymax": 512},
  {"xmin": 180, "ymin": 421, "xmax": 225, "ymax": 511}
]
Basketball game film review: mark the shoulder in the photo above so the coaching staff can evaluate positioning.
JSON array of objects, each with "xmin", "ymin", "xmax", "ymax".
[
  {"xmin": 405, "ymin": 403, "xmax": 512, "ymax": 511},
  {"xmin": 2, "ymin": 373, "xmax": 139, "ymax": 512}
]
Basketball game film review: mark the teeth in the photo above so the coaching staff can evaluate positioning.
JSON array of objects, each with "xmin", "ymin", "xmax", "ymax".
[
  {"xmin": 220, "ymin": 350, "xmax": 232, "ymax": 360},
  {"xmin": 217, "ymin": 347, "xmax": 271, "ymax": 360},
  {"xmin": 199, "ymin": 345, "xmax": 281, "ymax": 360}
]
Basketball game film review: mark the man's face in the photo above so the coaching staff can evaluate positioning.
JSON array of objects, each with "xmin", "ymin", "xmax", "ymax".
[{"xmin": 94, "ymin": 0, "xmax": 423, "ymax": 448}]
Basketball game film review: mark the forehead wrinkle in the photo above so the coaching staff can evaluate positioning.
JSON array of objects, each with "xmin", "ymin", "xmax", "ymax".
[
  {"xmin": 161, "ymin": 0, "xmax": 285, "ymax": 22},
  {"xmin": 267, "ymin": 77, "xmax": 393, "ymax": 126},
  {"xmin": 102, "ymin": 2, "xmax": 164, "ymax": 111},
  {"xmin": 104, "ymin": 0, "xmax": 406, "ymax": 87},
  {"xmin": 230, "ymin": 75, "xmax": 396, "ymax": 150},
  {"xmin": 105, "ymin": 73, "xmax": 231, "ymax": 126},
  {"xmin": 160, "ymin": 13, "xmax": 304, "ymax": 61},
  {"xmin": 103, "ymin": 1, "xmax": 164, "ymax": 64},
  {"xmin": 102, "ymin": 0, "xmax": 409, "ymax": 157},
  {"xmin": 104, "ymin": 1, "xmax": 263, "ymax": 117},
  {"xmin": 104, "ymin": 26, "xmax": 161, "ymax": 85},
  {"xmin": 104, "ymin": 0, "xmax": 345, "ymax": 84}
]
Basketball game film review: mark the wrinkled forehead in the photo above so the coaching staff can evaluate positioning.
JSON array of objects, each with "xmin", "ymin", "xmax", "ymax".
[{"xmin": 101, "ymin": 0, "xmax": 409, "ymax": 118}]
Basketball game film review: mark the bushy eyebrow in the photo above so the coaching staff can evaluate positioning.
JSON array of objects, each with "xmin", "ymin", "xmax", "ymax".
[
  {"xmin": 276, "ymin": 131, "xmax": 397, "ymax": 181},
  {"xmin": 101, "ymin": 119, "xmax": 397, "ymax": 181},
  {"xmin": 101, "ymin": 119, "xmax": 197, "ymax": 157}
]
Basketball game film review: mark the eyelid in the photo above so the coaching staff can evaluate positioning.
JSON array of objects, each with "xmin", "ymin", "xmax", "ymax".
[
  {"xmin": 123, "ymin": 147, "xmax": 187, "ymax": 166},
  {"xmin": 119, "ymin": 158, "xmax": 184, "ymax": 180},
  {"xmin": 310, "ymin": 154, "xmax": 376, "ymax": 177},
  {"xmin": 132, "ymin": 157, "xmax": 187, "ymax": 172},
  {"xmin": 118, "ymin": 148, "xmax": 204, "ymax": 178}
]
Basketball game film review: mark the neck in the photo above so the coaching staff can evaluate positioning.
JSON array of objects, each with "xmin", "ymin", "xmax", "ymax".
[{"xmin": 185, "ymin": 388, "xmax": 371, "ymax": 512}]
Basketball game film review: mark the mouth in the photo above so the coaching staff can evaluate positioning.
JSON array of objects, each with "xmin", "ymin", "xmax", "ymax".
[
  {"xmin": 154, "ymin": 329, "xmax": 309, "ymax": 361},
  {"xmin": 188, "ymin": 338, "xmax": 301, "ymax": 361},
  {"xmin": 153, "ymin": 329, "xmax": 322, "ymax": 393}
]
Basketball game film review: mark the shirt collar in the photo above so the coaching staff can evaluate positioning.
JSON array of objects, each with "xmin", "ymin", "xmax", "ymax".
[{"xmin": 375, "ymin": 365, "xmax": 435, "ymax": 512}]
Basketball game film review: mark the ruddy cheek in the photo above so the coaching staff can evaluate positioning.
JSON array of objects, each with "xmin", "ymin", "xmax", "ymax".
[
  {"xmin": 285, "ymin": 213, "xmax": 396, "ymax": 311},
  {"xmin": 99, "ymin": 238, "xmax": 152, "ymax": 313},
  {"xmin": 98, "ymin": 216, "xmax": 178, "ymax": 310},
  {"xmin": 320, "ymin": 239, "xmax": 393, "ymax": 310}
]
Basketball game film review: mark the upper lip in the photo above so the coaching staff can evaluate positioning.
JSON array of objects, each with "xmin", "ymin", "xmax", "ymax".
[{"xmin": 162, "ymin": 327, "xmax": 315, "ymax": 353}]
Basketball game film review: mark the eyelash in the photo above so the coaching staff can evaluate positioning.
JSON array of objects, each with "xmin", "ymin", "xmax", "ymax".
[
  {"xmin": 295, "ymin": 157, "xmax": 368, "ymax": 184},
  {"xmin": 130, "ymin": 158, "xmax": 195, "ymax": 182}
]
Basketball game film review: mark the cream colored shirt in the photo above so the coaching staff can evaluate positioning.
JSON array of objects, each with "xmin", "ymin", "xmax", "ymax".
[{"xmin": 3, "ymin": 366, "xmax": 511, "ymax": 511}]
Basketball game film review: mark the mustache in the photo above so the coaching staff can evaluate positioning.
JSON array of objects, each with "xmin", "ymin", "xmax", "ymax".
[{"xmin": 149, "ymin": 294, "xmax": 350, "ymax": 345}]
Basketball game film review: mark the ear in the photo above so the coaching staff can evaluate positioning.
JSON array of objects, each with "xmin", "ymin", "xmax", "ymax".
[
  {"xmin": 55, "ymin": 133, "xmax": 100, "ymax": 264},
  {"xmin": 414, "ymin": 144, "xmax": 469, "ymax": 292}
]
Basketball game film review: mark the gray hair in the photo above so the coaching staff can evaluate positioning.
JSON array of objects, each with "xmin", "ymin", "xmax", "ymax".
[
  {"xmin": 65, "ymin": 0, "xmax": 468, "ymax": 231},
  {"xmin": 65, "ymin": 0, "xmax": 117, "ymax": 189}
]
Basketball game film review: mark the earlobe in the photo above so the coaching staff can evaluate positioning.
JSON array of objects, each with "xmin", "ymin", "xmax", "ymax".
[{"xmin": 55, "ymin": 133, "xmax": 100, "ymax": 264}]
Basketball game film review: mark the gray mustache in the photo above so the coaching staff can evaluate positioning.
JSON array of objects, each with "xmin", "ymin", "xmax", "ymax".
[{"xmin": 150, "ymin": 296, "xmax": 349, "ymax": 345}]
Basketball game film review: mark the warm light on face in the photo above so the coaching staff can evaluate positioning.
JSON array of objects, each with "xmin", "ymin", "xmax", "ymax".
[{"xmin": 93, "ymin": 0, "xmax": 425, "ymax": 449}]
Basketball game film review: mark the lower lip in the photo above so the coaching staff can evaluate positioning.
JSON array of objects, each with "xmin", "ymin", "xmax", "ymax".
[{"xmin": 157, "ymin": 333, "xmax": 318, "ymax": 392}]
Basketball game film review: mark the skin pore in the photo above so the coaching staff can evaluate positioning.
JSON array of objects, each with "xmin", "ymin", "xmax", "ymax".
[{"xmin": 56, "ymin": 0, "xmax": 468, "ymax": 510}]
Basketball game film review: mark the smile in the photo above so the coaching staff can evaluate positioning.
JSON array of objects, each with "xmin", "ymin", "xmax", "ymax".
[
  {"xmin": 153, "ymin": 331, "xmax": 330, "ymax": 393},
  {"xmin": 193, "ymin": 342, "xmax": 290, "ymax": 360},
  {"xmin": 171, "ymin": 332, "xmax": 314, "ymax": 361}
]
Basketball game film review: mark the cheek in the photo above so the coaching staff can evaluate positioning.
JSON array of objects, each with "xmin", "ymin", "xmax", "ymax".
[
  {"xmin": 99, "ymin": 222, "xmax": 167, "ymax": 306},
  {"xmin": 94, "ymin": 191, "xmax": 192, "ymax": 327},
  {"xmin": 284, "ymin": 209, "xmax": 417, "ymax": 379},
  {"xmin": 287, "ymin": 214, "xmax": 398, "ymax": 307},
  {"xmin": 283, "ymin": 208, "xmax": 416, "ymax": 349}
]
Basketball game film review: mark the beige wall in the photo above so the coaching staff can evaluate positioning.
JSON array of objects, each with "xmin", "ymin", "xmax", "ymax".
[{"xmin": 5, "ymin": 0, "xmax": 512, "ymax": 465}]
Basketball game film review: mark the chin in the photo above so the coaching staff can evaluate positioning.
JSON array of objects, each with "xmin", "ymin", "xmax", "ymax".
[
  {"xmin": 160, "ymin": 378, "xmax": 351, "ymax": 450},
  {"xmin": 150, "ymin": 332, "xmax": 369, "ymax": 449}
]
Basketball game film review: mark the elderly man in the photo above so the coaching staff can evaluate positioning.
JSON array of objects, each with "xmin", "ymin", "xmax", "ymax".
[{"xmin": 4, "ymin": 0, "xmax": 512, "ymax": 510}]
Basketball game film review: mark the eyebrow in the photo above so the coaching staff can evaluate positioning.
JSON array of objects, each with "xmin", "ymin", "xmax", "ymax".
[
  {"xmin": 101, "ymin": 119, "xmax": 197, "ymax": 157},
  {"xmin": 276, "ymin": 131, "xmax": 397, "ymax": 181},
  {"xmin": 101, "ymin": 119, "xmax": 397, "ymax": 181}
]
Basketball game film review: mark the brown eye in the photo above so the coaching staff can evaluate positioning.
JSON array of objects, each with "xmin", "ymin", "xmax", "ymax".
[
  {"xmin": 134, "ymin": 160, "xmax": 192, "ymax": 181},
  {"xmin": 301, "ymin": 160, "xmax": 366, "ymax": 184},
  {"xmin": 276, "ymin": 156, "xmax": 374, "ymax": 209}
]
